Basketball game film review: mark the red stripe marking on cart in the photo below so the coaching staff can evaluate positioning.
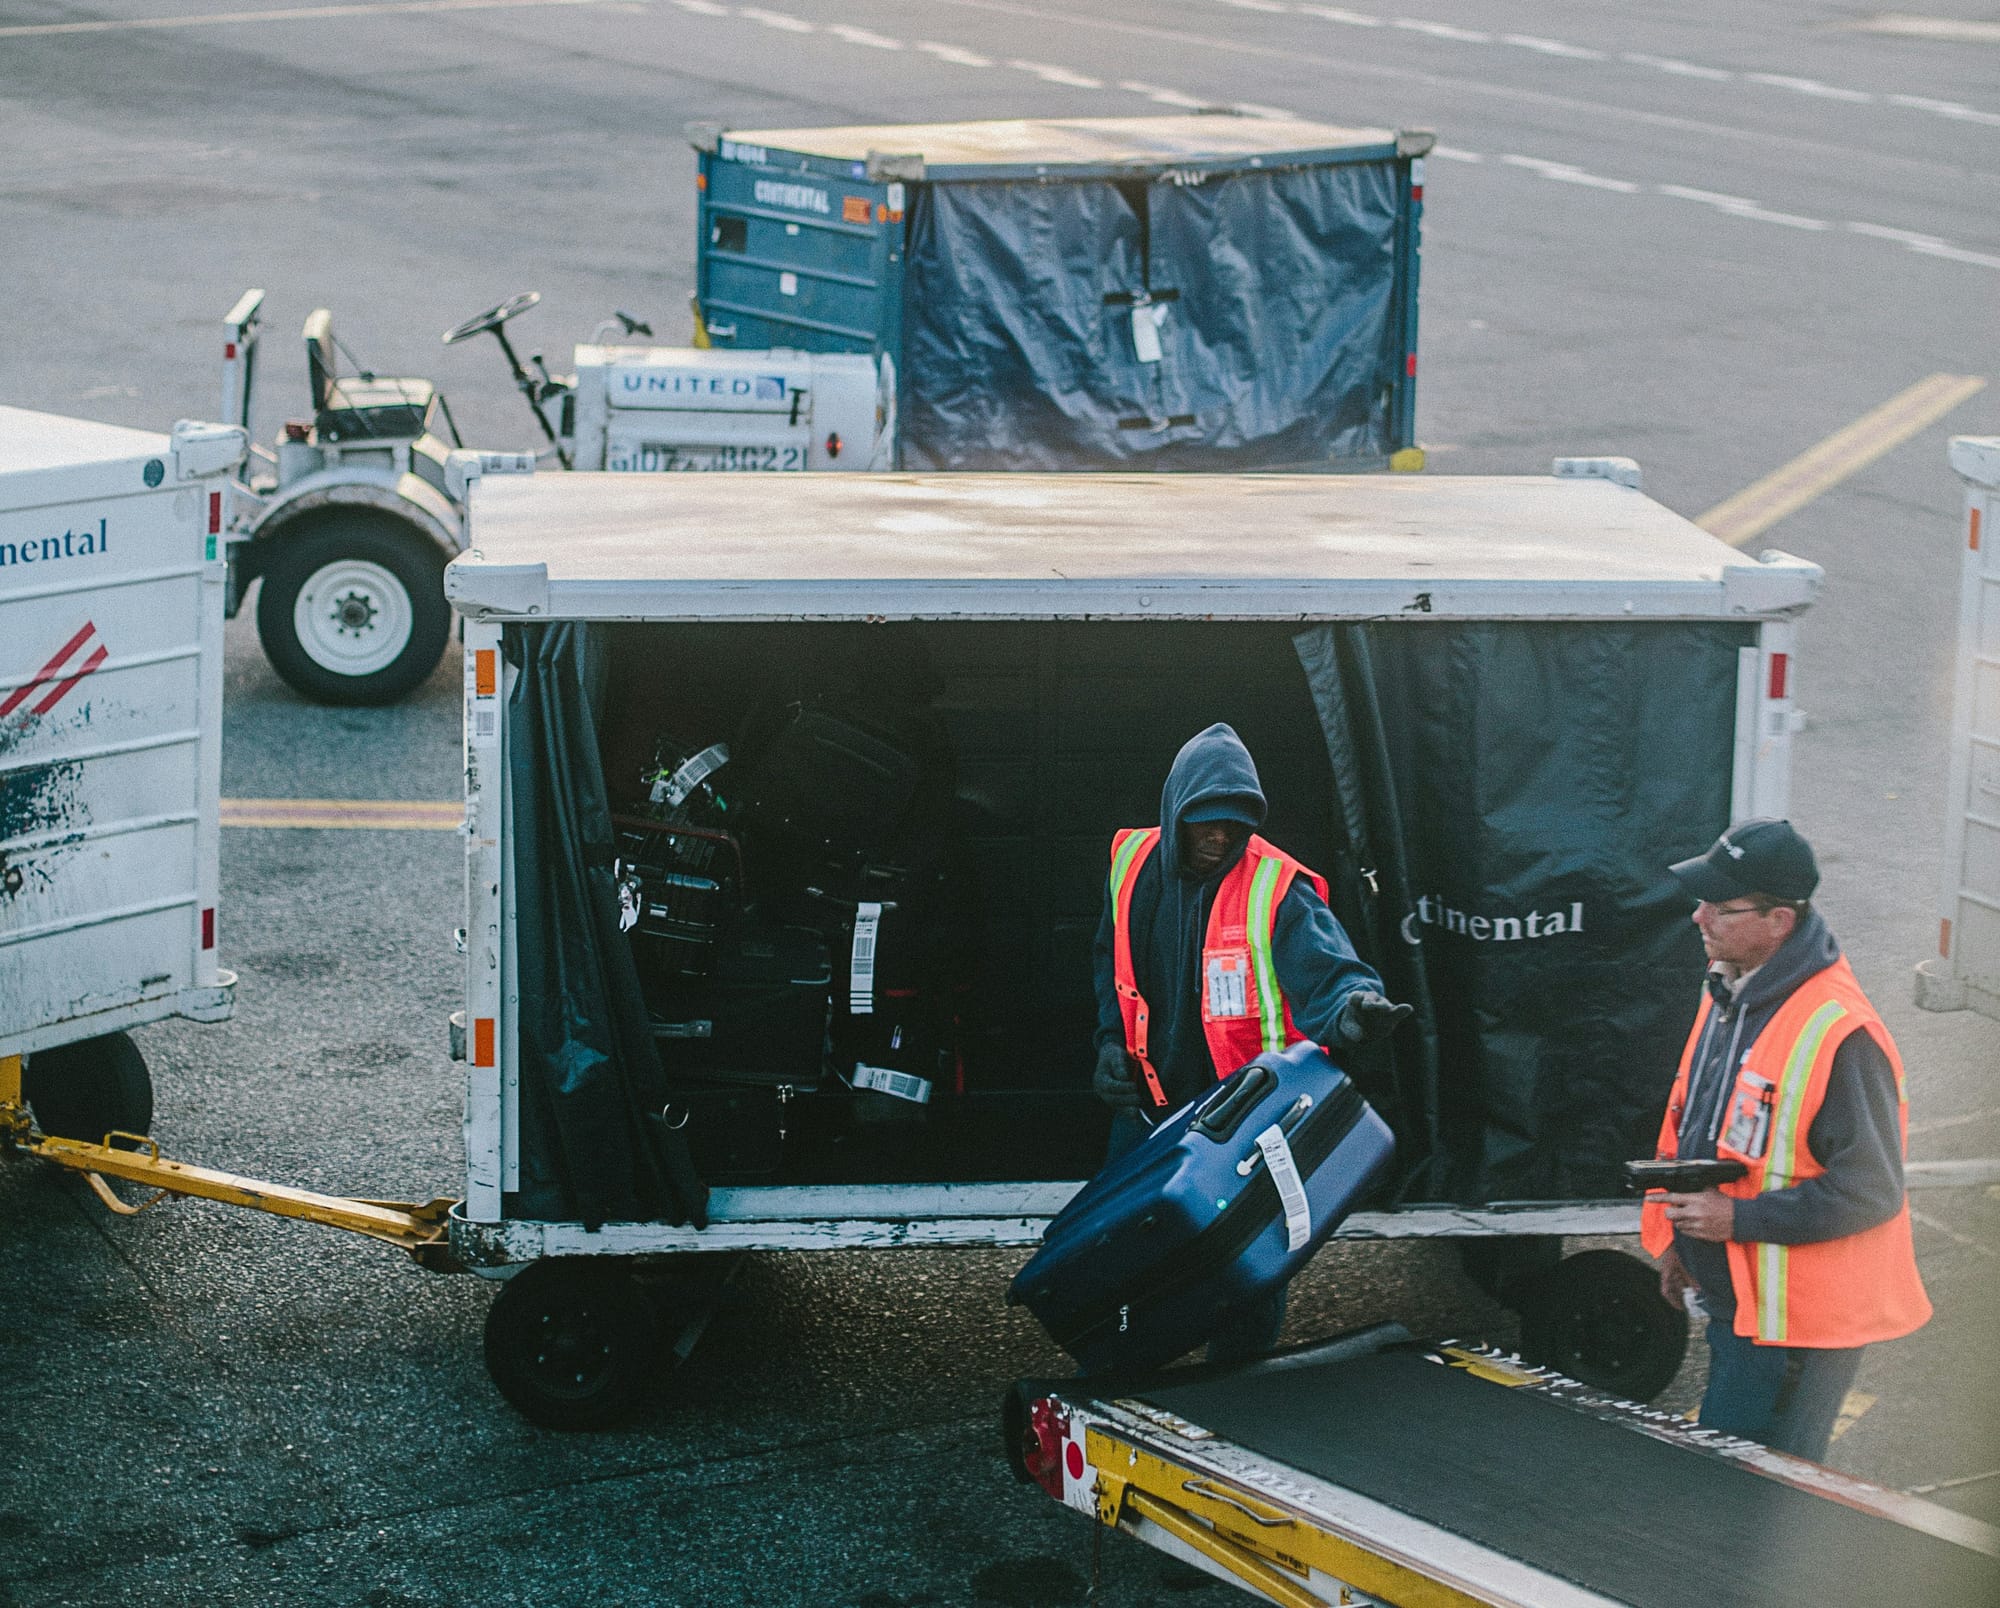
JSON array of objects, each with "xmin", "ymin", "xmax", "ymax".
[
  {"xmin": 1973, "ymin": 508, "xmax": 1983, "ymax": 551},
  {"xmin": 1767, "ymin": 652, "xmax": 1788, "ymax": 700},
  {"xmin": 29, "ymin": 643, "xmax": 108, "ymax": 716},
  {"xmin": 473, "ymin": 1018, "xmax": 495, "ymax": 1067},
  {"xmin": 1, "ymin": 620, "xmax": 97, "ymax": 717},
  {"xmin": 202, "ymin": 907, "xmax": 216, "ymax": 950},
  {"xmin": 208, "ymin": 490, "xmax": 223, "ymax": 534}
]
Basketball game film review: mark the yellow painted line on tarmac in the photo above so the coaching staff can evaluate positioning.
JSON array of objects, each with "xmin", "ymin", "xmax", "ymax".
[
  {"xmin": 1697, "ymin": 373, "xmax": 1987, "ymax": 548},
  {"xmin": 1830, "ymin": 1390, "xmax": 1876, "ymax": 1442},
  {"xmin": 221, "ymin": 797, "xmax": 462, "ymax": 830}
]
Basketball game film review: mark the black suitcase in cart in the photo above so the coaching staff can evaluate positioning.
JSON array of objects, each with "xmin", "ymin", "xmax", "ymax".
[{"xmin": 1008, "ymin": 1042, "xmax": 1394, "ymax": 1375}]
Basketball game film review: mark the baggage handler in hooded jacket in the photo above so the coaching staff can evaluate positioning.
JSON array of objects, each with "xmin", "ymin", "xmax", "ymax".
[
  {"xmin": 1642, "ymin": 819, "xmax": 1930, "ymax": 1461},
  {"xmin": 1090, "ymin": 723, "xmax": 1411, "ymax": 1361}
]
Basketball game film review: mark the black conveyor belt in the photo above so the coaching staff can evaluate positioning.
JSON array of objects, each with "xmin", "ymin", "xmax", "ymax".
[{"xmin": 1139, "ymin": 1351, "xmax": 1999, "ymax": 1608}]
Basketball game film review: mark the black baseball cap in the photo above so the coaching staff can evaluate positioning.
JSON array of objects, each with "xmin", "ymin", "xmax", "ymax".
[{"xmin": 1669, "ymin": 818, "xmax": 1819, "ymax": 904}]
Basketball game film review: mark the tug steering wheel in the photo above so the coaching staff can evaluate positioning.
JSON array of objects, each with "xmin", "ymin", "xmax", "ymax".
[{"xmin": 441, "ymin": 291, "xmax": 542, "ymax": 346}]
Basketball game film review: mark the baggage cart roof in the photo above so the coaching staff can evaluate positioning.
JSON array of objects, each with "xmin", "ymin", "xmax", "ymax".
[
  {"xmin": 0, "ymin": 405, "xmax": 167, "ymax": 480},
  {"xmin": 712, "ymin": 114, "xmax": 1419, "ymax": 180},
  {"xmin": 447, "ymin": 471, "xmax": 1822, "ymax": 624}
]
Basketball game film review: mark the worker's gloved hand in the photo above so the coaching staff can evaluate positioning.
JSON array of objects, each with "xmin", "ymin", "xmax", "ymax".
[
  {"xmin": 1336, "ymin": 990, "xmax": 1414, "ymax": 1045},
  {"xmin": 1093, "ymin": 1042, "xmax": 1145, "ymax": 1109}
]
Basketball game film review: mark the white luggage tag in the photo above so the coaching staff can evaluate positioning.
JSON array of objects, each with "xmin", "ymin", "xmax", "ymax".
[
  {"xmin": 849, "ymin": 901, "xmax": 882, "ymax": 1014},
  {"xmin": 653, "ymin": 741, "xmax": 729, "ymax": 807},
  {"xmin": 853, "ymin": 1064, "xmax": 932, "ymax": 1104},
  {"xmin": 1253, "ymin": 1122, "xmax": 1313, "ymax": 1253}
]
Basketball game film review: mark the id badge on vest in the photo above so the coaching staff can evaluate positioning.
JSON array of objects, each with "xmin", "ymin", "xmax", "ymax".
[
  {"xmin": 1205, "ymin": 949, "xmax": 1253, "ymax": 1019},
  {"xmin": 1722, "ymin": 1070, "xmax": 1776, "ymax": 1160}
]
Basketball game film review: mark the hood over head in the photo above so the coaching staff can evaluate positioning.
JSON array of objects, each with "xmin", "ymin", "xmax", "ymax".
[{"xmin": 1161, "ymin": 723, "xmax": 1267, "ymax": 881}]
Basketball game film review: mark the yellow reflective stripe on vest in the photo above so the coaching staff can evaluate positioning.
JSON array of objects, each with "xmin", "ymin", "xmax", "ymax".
[
  {"xmin": 1755, "ymin": 999, "xmax": 1849, "ymax": 1342},
  {"xmin": 1109, "ymin": 829, "xmax": 1153, "ymax": 903},
  {"xmin": 1245, "ymin": 856, "xmax": 1287, "ymax": 1053}
]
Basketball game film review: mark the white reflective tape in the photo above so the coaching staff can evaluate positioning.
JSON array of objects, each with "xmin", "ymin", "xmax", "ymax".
[
  {"xmin": 1254, "ymin": 1123, "xmax": 1312, "ymax": 1252},
  {"xmin": 850, "ymin": 902, "xmax": 882, "ymax": 1013}
]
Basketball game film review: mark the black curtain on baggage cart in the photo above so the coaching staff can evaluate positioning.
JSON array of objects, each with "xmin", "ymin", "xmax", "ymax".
[
  {"xmin": 504, "ymin": 622, "xmax": 707, "ymax": 1227},
  {"xmin": 1293, "ymin": 621, "xmax": 1749, "ymax": 1203},
  {"xmin": 900, "ymin": 162, "xmax": 1402, "ymax": 470}
]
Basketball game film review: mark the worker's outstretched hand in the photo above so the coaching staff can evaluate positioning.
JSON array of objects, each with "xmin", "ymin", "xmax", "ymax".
[
  {"xmin": 1337, "ymin": 990, "xmax": 1414, "ymax": 1045},
  {"xmin": 1093, "ymin": 1043, "xmax": 1146, "ymax": 1109}
]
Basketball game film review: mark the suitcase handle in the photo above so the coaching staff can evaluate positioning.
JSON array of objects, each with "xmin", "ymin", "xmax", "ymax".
[{"xmin": 1193, "ymin": 1063, "xmax": 1275, "ymax": 1144}]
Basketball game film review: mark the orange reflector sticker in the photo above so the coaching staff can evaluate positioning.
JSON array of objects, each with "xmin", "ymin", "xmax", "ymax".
[
  {"xmin": 1941, "ymin": 917, "xmax": 1953, "ymax": 958},
  {"xmin": 476, "ymin": 648, "xmax": 496, "ymax": 697},
  {"xmin": 473, "ymin": 1018, "xmax": 495, "ymax": 1067},
  {"xmin": 1972, "ymin": 508, "xmax": 1983, "ymax": 552},
  {"xmin": 842, "ymin": 195, "xmax": 872, "ymax": 223},
  {"xmin": 696, "ymin": 172, "xmax": 707, "ymax": 190}
]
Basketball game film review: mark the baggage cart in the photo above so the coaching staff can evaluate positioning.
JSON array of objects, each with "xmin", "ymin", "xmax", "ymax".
[
  {"xmin": 0, "ymin": 407, "xmax": 245, "ymax": 1141},
  {"xmin": 688, "ymin": 114, "xmax": 1432, "ymax": 472},
  {"xmin": 1917, "ymin": 435, "xmax": 2000, "ymax": 1021},
  {"xmin": 1006, "ymin": 1324, "xmax": 2000, "ymax": 1606},
  {"xmin": 440, "ymin": 458, "xmax": 1822, "ymax": 1426}
]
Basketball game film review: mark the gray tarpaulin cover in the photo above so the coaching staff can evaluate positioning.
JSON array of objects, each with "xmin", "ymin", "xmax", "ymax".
[
  {"xmin": 1295, "ymin": 621, "xmax": 1750, "ymax": 1202},
  {"xmin": 503, "ymin": 623, "xmax": 706, "ymax": 1227},
  {"xmin": 900, "ymin": 163, "xmax": 1401, "ymax": 470}
]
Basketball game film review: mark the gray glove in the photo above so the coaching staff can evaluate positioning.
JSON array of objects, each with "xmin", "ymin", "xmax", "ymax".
[
  {"xmin": 1092, "ymin": 1042, "xmax": 1146, "ymax": 1109},
  {"xmin": 1336, "ymin": 989, "xmax": 1414, "ymax": 1045}
]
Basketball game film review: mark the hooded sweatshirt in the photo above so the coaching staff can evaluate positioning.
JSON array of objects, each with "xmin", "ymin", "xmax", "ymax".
[
  {"xmin": 1671, "ymin": 908, "xmax": 1908, "ymax": 1321},
  {"xmin": 1091, "ymin": 723, "xmax": 1382, "ymax": 1110}
]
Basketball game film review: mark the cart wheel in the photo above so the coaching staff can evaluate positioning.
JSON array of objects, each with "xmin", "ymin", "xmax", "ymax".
[
  {"xmin": 1517, "ymin": 1249, "xmax": 1688, "ymax": 1403},
  {"xmin": 23, "ymin": 1032, "xmax": 153, "ymax": 1145},
  {"xmin": 256, "ymin": 515, "xmax": 450, "ymax": 706},
  {"xmin": 483, "ymin": 1260, "xmax": 659, "ymax": 1431}
]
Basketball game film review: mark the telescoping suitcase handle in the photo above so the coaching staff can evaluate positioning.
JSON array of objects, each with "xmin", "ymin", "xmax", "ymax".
[{"xmin": 1192, "ymin": 1063, "xmax": 1276, "ymax": 1143}]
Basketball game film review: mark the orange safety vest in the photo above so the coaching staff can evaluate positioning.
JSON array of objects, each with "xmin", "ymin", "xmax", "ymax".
[
  {"xmin": 1107, "ymin": 826, "xmax": 1331, "ymax": 1109},
  {"xmin": 1640, "ymin": 955, "xmax": 1931, "ymax": 1348}
]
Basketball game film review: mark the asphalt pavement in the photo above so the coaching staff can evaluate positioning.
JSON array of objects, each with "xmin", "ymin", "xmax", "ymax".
[{"xmin": 3, "ymin": 0, "xmax": 1999, "ymax": 1602}]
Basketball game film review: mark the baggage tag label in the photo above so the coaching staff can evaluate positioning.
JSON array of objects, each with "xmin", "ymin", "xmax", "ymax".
[
  {"xmin": 656, "ymin": 741, "xmax": 729, "ymax": 807},
  {"xmin": 853, "ymin": 1063, "xmax": 931, "ymax": 1104},
  {"xmin": 1205, "ymin": 950, "xmax": 1251, "ymax": 1019},
  {"xmin": 849, "ymin": 902, "xmax": 882, "ymax": 1015},
  {"xmin": 1254, "ymin": 1123, "xmax": 1313, "ymax": 1253}
]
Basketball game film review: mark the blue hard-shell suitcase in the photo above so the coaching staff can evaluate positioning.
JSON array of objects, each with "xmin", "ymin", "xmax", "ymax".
[{"xmin": 1008, "ymin": 1042, "xmax": 1395, "ymax": 1375}]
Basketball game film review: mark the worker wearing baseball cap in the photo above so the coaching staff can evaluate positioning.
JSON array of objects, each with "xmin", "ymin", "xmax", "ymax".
[{"xmin": 1640, "ymin": 818, "xmax": 1930, "ymax": 1459}]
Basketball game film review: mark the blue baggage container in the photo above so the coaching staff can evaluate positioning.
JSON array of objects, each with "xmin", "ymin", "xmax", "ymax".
[
  {"xmin": 1008, "ymin": 1042, "xmax": 1394, "ymax": 1374},
  {"xmin": 689, "ymin": 115, "xmax": 1432, "ymax": 472}
]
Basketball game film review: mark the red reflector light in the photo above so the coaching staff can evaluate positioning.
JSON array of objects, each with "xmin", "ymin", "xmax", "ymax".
[
  {"xmin": 1972, "ymin": 508, "xmax": 1983, "ymax": 552},
  {"xmin": 825, "ymin": 432, "xmax": 842, "ymax": 459},
  {"xmin": 473, "ymin": 1018, "xmax": 495, "ymax": 1067},
  {"xmin": 201, "ymin": 907, "xmax": 215, "ymax": 949},
  {"xmin": 1767, "ymin": 652, "xmax": 1788, "ymax": 700},
  {"xmin": 1405, "ymin": 352, "xmax": 1417, "ymax": 377},
  {"xmin": 1022, "ymin": 1398, "xmax": 1067, "ymax": 1500},
  {"xmin": 208, "ymin": 490, "xmax": 222, "ymax": 534},
  {"xmin": 1412, "ymin": 185, "xmax": 1424, "ymax": 201},
  {"xmin": 224, "ymin": 341, "xmax": 237, "ymax": 360}
]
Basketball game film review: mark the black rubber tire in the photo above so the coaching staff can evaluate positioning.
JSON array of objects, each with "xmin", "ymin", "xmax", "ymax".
[
  {"xmin": 24, "ymin": 1031, "xmax": 153, "ymax": 1145},
  {"xmin": 483, "ymin": 1260, "xmax": 660, "ymax": 1431},
  {"xmin": 1517, "ymin": 1248, "xmax": 1689, "ymax": 1403},
  {"xmin": 255, "ymin": 515, "xmax": 450, "ymax": 707}
]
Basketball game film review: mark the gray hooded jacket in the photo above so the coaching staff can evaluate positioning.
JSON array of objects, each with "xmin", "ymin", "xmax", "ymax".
[{"xmin": 1091, "ymin": 723, "xmax": 1382, "ymax": 1109}]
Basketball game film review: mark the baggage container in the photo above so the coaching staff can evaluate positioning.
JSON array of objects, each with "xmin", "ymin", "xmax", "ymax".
[
  {"xmin": 0, "ymin": 408, "xmax": 244, "ymax": 1137},
  {"xmin": 689, "ymin": 114, "xmax": 1431, "ymax": 472},
  {"xmin": 1008, "ymin": 1043, "xmax": 1394, "ymax": 1374},
  {"xmin": 439, "ymin": 458, "xmax": 1821, "ymax": 1426},
  {"xmin": 1917, "ymin": 436, "xmax": 2000, "ymax": 1021}
]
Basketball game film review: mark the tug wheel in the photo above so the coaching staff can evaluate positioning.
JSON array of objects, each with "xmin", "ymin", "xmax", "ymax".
[
  {"xmin": 1517, "ymin": 1249, "xmax": 1688, "ymax": 1403},
  {"xmin": 483, "ymin": 1259, "xmax": 659, "ymax": 1431}
]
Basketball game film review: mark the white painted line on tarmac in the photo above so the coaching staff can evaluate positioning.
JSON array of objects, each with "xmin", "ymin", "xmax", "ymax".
[
  {"xmin": 738, "ymin": 5, "xmax": 812, "ymax": 30},
  {"xmin": 826, "ymin": 22, "xmax": 899, "ymax": 47},
  {"xmin": 1008, "ymin": 58, "xmax": 1103, "ymax": 87},
  {"xmin": 1296, "ymin": 3, "xmax": 1381, "ymax": 23},
  {"xmin": 1430, "ymin": 144, "xmax": 1483, "ymax": 161},
  {"xmin": 1500, "ymin": 153, "xmax": 1639, "ymax": 192},
  {"xmin": 1503, "ymin": 33, "xmax": 1603, "ymax": 60},
  {"xmin": 1392, "ymin": 16, "xmax": 1486, "ymax": 41},
  {"xmin": 1658, "ymin": 185, "xmax": 1830, "ymax": 230},
  {"xmin": 1746, "ymin": 72, "xmax": 1873, "ymax": 104},
  {"xmin": 0, "ymin": 0, "xmax": 599, "ymax": 38},
  {"xmin": 1120, "ymin": 80, "xmax": 1211, "ymax": 108},
  {"xmin": 1621, "ymin": 51, "xmax": 1731, "ymax": 81},
  {"xmin": 1911, "ymin": 1206, "xmax": 1999, "ymax": 1259},
  {"xmin": 1845, "ymin": 13, "xmax": 2000, "ymax": 44},
  {"xmin": 915, "ymin": 39, "xmax": 990, "ymax": 65}
]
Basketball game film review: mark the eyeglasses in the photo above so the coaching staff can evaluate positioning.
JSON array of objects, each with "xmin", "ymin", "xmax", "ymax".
[{"xmin": 1700, "ymin": 901, "xmax": 1772, "ymax": 920}]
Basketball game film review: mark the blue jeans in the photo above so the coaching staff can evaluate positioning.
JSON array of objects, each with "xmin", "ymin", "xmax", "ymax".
[
  {"xmin": 1698, "ymin": 1314, "xmax": 1864, "ymax": 1462},
  {"xmin": 1104, "ymin": 1110, "xmax": 1288, "ymax": 1365}
]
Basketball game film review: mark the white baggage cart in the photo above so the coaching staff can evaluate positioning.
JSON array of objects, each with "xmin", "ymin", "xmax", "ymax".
[
  {"xmin": 439, "ymin": 459, "xmax": 1823, "ymax": 1427},
  {"xmin": 0, "ymin": 408, "xmax": 244, "ymax": 1141}
]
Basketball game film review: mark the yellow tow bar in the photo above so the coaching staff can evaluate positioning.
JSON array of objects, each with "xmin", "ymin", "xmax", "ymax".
[{"xmin": 1, "ymin": 1054, "xmax": 458, "ymax": 1269}]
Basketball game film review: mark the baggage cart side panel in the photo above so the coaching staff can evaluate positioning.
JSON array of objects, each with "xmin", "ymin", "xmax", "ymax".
[{"xmin": 463, "ymin": 620, "xmax": 505, "ymax": 1220}]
